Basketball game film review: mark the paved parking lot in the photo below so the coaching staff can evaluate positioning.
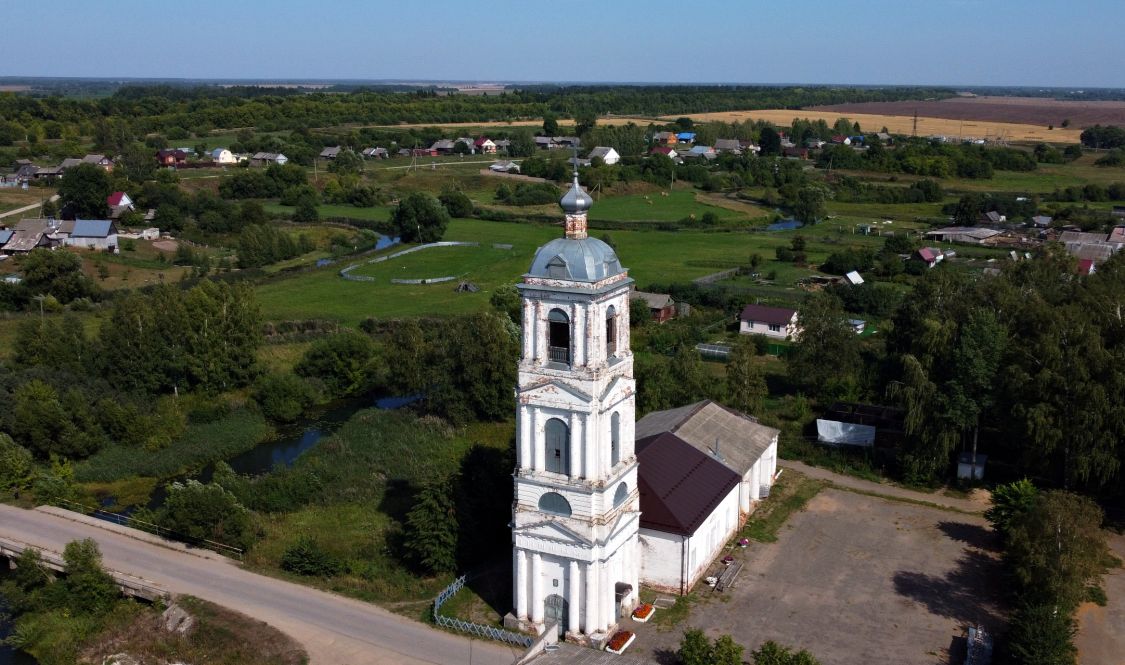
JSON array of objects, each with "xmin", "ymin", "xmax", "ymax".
[{"xmin": 629, "ymin": 488, "xmax": 1005, "ymax": 665}]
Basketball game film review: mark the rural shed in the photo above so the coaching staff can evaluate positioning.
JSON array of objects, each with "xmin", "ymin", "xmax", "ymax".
[
  {"xmin": 64, "ymin": 219, "xmax": 119, "ymax": 251},
  {"xmin": 630, "ymin": 290, "xmax": 675, "ymax": 323},
  {"xmin": 635, "ymin": 432, "xmax": 741, "ymax": 595}
]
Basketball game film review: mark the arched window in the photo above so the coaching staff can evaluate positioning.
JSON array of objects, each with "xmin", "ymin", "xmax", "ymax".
[
  {"xmin": 606, "ymin": 305, "xmax": 617, "ymax": 358},
  {"xmin": 613, "ymin": 483, "xmax": 628, "ymax": 508},
  {"xmin": 544, "ymin": 418, "xmax": 570, "ymax": 475},
  {"xmin": 610, "ymin": 412, "xmax": 621, "ymax": 467},
  {"xmin": 547, "ymin": 309, "xmax": 570, "ymax": 365},
  {"xmin": 539, "ymin": 491, "xmax": 572, "ymax": 517}
]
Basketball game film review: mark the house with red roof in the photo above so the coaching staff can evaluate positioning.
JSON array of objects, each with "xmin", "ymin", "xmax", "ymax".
[
  {"xmin": 106, "ymin": 192, "xmax": 134, "ymax": 219},
  {"xmin": 739, "ymin": 304, "xmax": 799, "ymax": 340},
  {"xmin": 916, "ymin": 247, "xmax": 945, "ymax": 269},
  {"xmin": 474, "ymin": 137, "xmax": 497, "ymax": 154}
]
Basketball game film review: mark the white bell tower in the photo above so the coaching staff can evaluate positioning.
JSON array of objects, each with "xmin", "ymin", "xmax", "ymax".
[{"xmin": 507, "ymin": 170, "xmax": 640, "ymax": 642}]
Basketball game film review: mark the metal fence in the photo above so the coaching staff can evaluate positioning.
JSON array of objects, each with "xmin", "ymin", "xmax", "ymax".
[
  {"xmin": 433, "ymin": 575, "xmax": 532, "ymax": 648},
  {"xmin": 53, "ymin": 498, "xmax": 244, "ymax": 560}
]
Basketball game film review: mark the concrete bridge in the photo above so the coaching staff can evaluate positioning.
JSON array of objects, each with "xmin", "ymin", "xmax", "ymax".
[
  {"xmin": 0, "ymin": 504, "xmax": 523, "ymax": 665},
  {"xmin": 0, "ymin": 535, "xmax": 168, "ymax": 602}
]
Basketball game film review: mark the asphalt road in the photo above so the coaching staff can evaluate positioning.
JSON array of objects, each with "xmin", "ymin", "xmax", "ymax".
[{"xmin": 0, "ymin": 504, "xmax": 522, "ymax": 665}]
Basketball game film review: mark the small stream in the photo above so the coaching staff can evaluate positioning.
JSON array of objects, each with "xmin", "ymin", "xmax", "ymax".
[
  {"xmin": 0, "ymin": 574, "xmax": 36, "ymax": 665},
  {"xmin": 110, "ymin": 393, "xmax": 420, "ymax": 513}
]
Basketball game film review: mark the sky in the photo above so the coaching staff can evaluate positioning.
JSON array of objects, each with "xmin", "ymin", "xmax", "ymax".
[{"xmin": 4, "ymin": 0, "xmax": 1123, "ymax": 87}]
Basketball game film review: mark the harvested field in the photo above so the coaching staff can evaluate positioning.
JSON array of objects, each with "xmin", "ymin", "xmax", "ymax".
[
  {"xmin": 810, "ymin": 96, "xmax": 1125, "ymax": 130},
  {"xmin": 666, "ymin": 108, "xmax": 1081, "ymax": 143}
]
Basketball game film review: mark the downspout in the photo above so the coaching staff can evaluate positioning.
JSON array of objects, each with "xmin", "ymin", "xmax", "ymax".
[{"xmin": 680, "ymin": 534, "xmax": 687, "ymax": 596}]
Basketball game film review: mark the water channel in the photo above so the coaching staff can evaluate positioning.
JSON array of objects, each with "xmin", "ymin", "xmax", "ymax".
[{"xmin": 0, "ymin": 392, "xmax": 418, "ymax": 662}]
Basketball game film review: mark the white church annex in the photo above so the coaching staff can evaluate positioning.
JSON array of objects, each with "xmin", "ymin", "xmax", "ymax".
[{"xmin": 508, "ymin": 170, "xmax": 779, "ymax": 644}]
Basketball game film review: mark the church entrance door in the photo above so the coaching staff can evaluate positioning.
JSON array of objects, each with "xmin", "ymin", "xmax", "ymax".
[{"xmin": 544, "ymin": 594, "xmax": 568, "ymax": 635}]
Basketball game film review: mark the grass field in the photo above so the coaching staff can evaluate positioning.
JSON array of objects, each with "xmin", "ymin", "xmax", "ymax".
[
  {"xmin": 350, "ymin": 243, "xmax": 522, "ymax": 281},
  {"xmin": 589, "ymin": 190, "xmax": 761, "ymax": 223},
  {"xmin": 668, "ymin": 109, "xmax": 1083, "ymax": 143},
  {"xmin": 0, "ymin": 187, "xmax": 55, "ymax": 215},
  {"xmin": 264, "ymin": 202, "xmax": 392, "ymax": 222},
  {"xmin": 255, "ymin": 217, "xmax": 891, "ymax": 323}
]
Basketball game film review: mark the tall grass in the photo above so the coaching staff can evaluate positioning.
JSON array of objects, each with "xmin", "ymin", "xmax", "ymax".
[{"xmin": 75, "ymin": 410, "xmax": 273, "ymax": 483}]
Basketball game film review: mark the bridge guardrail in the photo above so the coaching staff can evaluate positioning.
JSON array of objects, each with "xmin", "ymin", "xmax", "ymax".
[{"xmin": 52, "ymin": 498, "xmax": 244, "ymax": 560}]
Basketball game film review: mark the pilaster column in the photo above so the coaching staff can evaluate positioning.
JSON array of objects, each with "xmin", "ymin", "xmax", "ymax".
[
  {"xmin": 521, "ymin": 300, "xmax": 533, "ymax": 359},
  {"xmin": 517, "ymin": 405, "xmax": 528, "ymax": 470},
  {"xmin": 530, "ymin": 553, "xmax": 544, "ymax": 623},
  {"xmin": 534, "ymin": 301, "xmax": 545, "ymax": 363},
  {"xmin": 568, "ymin": 411, "xmax": 581, "ymax": 479},
  {"xmin": 583, "ymin": 561, "xmax": 598, "ymax": 634},
  {"xmin": 532, "ymin": 409, "xmax": 544, "ymax": 472},
  {"xmin": 598, "ymin": 561, "xmax": 611, "ymax": 632},
  {"xmin": 568, "ymin": 560, "xmax": 580, "ymax": 634},
  {"xmin": 516, "ymin": 549, "xmax": 528, "ymax": 619}
]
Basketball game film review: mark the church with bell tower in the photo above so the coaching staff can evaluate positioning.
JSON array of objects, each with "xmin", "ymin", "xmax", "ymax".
[{"xmin": 507, "ymin": 169, "xmax": 641, "ymax": 642}]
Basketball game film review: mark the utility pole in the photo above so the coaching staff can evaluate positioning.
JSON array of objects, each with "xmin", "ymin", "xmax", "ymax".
[{"xmin": 913, "ymin": 109, "xmax": 918, "ymax": 138}]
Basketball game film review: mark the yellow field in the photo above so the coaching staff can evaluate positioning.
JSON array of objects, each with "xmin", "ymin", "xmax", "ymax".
[
  {"xmin": 361, "ymin": 109, "xmax": 1080, "ymax": 143},
  {"xmin": 661, "ymin": 109, "xmax": 1082, "ymax": 143}
]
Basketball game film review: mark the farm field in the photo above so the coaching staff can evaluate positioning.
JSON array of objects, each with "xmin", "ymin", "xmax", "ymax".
[
  {"xmin": 0, "ymin": 187, "xmax": 55, "ymax": 215},
  {"xmin": 254, "ymin": 217, "xmax": 893, "ymax": 323},
  {"xmin": 811, "ymin": 96, "xmax": 1125, "ymax": 130},
  {"xmin": 667, "ymin": 108, "xmax": 1082, "ymax": 143}
]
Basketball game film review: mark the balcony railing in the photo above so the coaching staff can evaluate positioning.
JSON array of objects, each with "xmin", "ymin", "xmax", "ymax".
[{"xmin": 548, "ymin": 345, "xmax": 570, "ymax": 364}]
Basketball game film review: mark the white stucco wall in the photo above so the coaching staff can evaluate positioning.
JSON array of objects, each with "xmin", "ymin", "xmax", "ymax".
[
  {"xmin": 638, "ymin": 482, "xmax": 741, "ymax": 594},
  {"xmin": 738, "ymin": 319, "xmax": 795, "ymax": 339}
]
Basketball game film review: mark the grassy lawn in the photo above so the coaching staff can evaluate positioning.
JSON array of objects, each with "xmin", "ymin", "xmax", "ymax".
[
  {"xmin": 254, "ymin": 217, "xmax": 895, "ymax": 323},
  {"xmin": 349, "ymin": 244, "xmax": 522, "ymax": 281},
  {"xmin": 590, "ymin": 190, "xmax": 750, "ymax": 223},
  {"xmin": 0, "ymin": 187, "xmax": 55, "ymax": 214}
]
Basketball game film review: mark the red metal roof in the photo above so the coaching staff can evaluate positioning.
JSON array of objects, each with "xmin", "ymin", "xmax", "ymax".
[
  {"xmin": 636, "ymin": 432, "xmax": 741, "ymax": 536},
  {"xmin": 106, "ymin": 191, "xmax": 127, "ymax": 207},
  {"xmin": 739, "ymin": 304, "xmax": 796, "ymax": 326}
]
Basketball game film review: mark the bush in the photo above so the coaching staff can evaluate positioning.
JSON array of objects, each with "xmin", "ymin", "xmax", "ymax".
[
  {"xmin": 294, "ymin": 331, "xmax": 378, "ymax": 398},
  {"xmin": 159, "ymin": 479, "xmax": 255, "ymax": 550},
  {"xmin": 253, "ymin": 373, "xmax": 318, "ymax": 422},
  {"xmin": 438, "ymin": 189, "xmax": 474, "ymax": 218},
  {"xmin": 281, "ymin": 536, "xmax": 342, "ymax": 576}
]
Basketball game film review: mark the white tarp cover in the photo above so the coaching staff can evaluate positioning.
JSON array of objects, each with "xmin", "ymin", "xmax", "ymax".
[{"xmin": 816, "ymin": 419, "xmax": 876, "ymax": 447}]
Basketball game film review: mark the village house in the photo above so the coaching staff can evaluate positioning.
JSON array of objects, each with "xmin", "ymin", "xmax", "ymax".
[
  {"xmin": 979, "ymin": 210, "xmax": 1006, "ymax": 225},
  {"xmin": 493, "ymin": 139, "xmax": 511, "ymax": 153},
  {"xmin": 106, "ymin": 192, "xmax": 135, "ymax": 219},
  {"xmin": 474, "ymin": 137, "xmax": 497, "ymax": 154},
  {"xmin": 687, "ymin": 145, "xmax": 717, "ymax": 160},
  {"xmin": 649, "ymin": 146, "xmax": 682, "ymax": 163},
  {"xmin": 430, "ymin": 139, "xmax": 457, "ymax": 155},
  {"xmin": 805, "ymin": 138, "xmax": 826, "ymax": 149},
  {"xmin": 2, "ymin": 219, "xmax": 62, "ymax": 254},
  {"xmin": 63, "ymin": 219, "xmax": 119, "ymax": 251},
  {"xmin": 587, "ymin": 146, "xmax": 620, "ymax": 165},
  {"xmin": 739, "ymin": 304, "xmax": 800, "ymax": 340},
  {"xmin": 1031, "ymin": 215, "xmax": 1053, "ymax": 228},
  {"xmin": 629, "ymin": 290, "xmax": 675, "ymax": 323},
  {"xmin": 739, "ymin": 139, "xmax": 761, "ymax": 154},
  {"xmin": 713, "ymin": 139, "xmax": 742, "ymax": 154},
  {"xmin": 782, "ymin": 147, "xmax": 810, "ymax": 159},
  {"xmin": 830, "ymin": 135, "xmax": 852, "ymax": 146},
  {"xmin": 361, "ymin": 147, "xmax": 389, "ymax": 159},
  {"xmin": 916, "ymin": 247, "xmax": 945, "ymax": 268},
  {"xmin": 250, "ymin": 152, "xmax": 288, "ymax": 167},
  {"xmin": 652, "ymin": 131, "xmax": 678, "ymax": 146},
  {"xmin": 82, "ymin": 154, "xmax": 114, "ymax": 171},
  {"xmin": 210, "ymin": 148, "xmax": 237, "ymax": 164},
  {"xmin": 675, "ymin": 132, "xmax": 696, "ymax": 144},
  {"xmin": 58, "ymin": 157, "xmax": 83, "ymax": 171},
  {"xmin": 156, "ymin": 149, "xmax": 189, "ymax": 167},
  {"xmin": 534, "ymin": 136, "xmax": 557, "ymax": 150},
  {"xmin": 319, "ymin": 146, "xmax": 342, "ymax": 160}
]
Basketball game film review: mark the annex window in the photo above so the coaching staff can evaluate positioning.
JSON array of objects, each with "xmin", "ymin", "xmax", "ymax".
[
  {"xmin": 613, "ymin": 483, "xmax": 628, "ymax": 508},
  {"xmin": 768, "ymin": 324, "xmax": 781, "ymax": 333},
  {"xmin": 545, "ymin": 418, "xmax": 570, "ymax": 475},
  {"xmin": 538, "ymin": 492, "xmax": 572, "ymax": 517},
  {"xmin": 610, "ymin": 411, "xmax": 621, "ymax": 467},
  {"xmin": 606, "ymin": 305, "xmax": 617, "ymax": 358},
  {"xmin": 548, "ymin": 308, "xmax": 571, "ymax": 365}
]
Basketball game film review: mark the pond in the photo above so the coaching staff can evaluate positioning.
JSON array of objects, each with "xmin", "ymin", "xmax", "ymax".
[{"xmin": 766, "ymin": 218, "xmax": 804, "ymax": 231}]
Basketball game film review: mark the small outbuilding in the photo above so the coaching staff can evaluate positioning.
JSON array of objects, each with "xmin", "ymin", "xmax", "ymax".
[{"xmin": 211, "ymin": 148, "xmax": 237, "ymax": 164}]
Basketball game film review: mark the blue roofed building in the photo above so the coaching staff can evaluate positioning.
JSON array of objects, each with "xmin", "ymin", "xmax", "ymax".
[
  {"xmin": 675, "ymin": 132, "xmax": 696, "ymax": 143},
  {"xmin": 64, "ymin": 219, "xmax": 119, "ymax": 252}
]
